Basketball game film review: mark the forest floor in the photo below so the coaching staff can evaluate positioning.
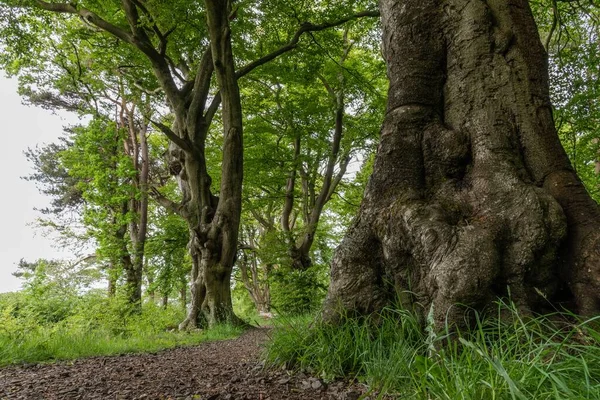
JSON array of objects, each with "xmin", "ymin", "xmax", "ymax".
[{"xmin": 0, "ymin": 328, "xmax": 368, "ymax": 400}]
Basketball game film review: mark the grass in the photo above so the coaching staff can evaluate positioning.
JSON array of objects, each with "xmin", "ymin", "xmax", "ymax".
[
  {"xmin": 0, "ymin": 292, "xmax": 245, "ymax": 367},
  {"xmin": 0, "ymin": 323, "xmax": 243, "ymax": 367},
  {"xmin": 265, "ymin": 302, "xmax": 600, "ymax": 399}
]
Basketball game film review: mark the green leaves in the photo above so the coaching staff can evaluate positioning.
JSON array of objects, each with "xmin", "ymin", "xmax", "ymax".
[{"xmin": 533, "ymin": 1, "xmax": 600, "ymax": 202}]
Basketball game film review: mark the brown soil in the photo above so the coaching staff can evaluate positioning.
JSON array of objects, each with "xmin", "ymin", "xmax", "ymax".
[{"xmin": 0, "ymin": 328, "xmax": 368, "ymax": 400}]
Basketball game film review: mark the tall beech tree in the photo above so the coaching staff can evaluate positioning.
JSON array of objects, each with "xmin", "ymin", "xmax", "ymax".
[
  {"xmin": 235, "ymin": 25, "xmax": 384, "ymax": 313},
  {"xmin": 242, "ymin": 25, "xmax": 384, "ymax": 272},
  {"xmin": 119, "ymin": 100, "xmax": 150, "ymax": 306},
  {"xmin": 324, "ymin": 0, "xmax": 600, "ymax": 327},
  {"xmin": 279, "ymin": 42, "xmax": 378, "ymax": 272},
  {"xmin": 6, "ymin": 11, "xmax": 157, "ymax": 305},
  {"xmin": 2, "ymin": 0, "xmax": 378, "ymax": 327}
]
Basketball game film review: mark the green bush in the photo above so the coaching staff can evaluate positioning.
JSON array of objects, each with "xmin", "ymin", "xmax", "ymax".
[
  {"xmin": 231, "ymin": 284, "xmax": 262, "ymax": 323},
  {"xmin": 270, "ymin": 265, "xmax": 327, "ymax": 315}
]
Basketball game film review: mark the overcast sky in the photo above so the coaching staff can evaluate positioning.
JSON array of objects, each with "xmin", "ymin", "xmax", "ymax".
[{"xmin": 0, "ymin": 74, "xmax": 79, "ymax": 293}]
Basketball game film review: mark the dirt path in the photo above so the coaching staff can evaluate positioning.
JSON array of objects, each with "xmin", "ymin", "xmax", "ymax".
[{"xmin": 0, "ymin": 328, "xmax": 367, "ymax": 399}]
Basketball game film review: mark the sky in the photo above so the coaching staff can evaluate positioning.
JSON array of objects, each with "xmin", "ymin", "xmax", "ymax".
[{"xmin": 0, "ymin": 74, "xmax": 79, "ymax": 293}]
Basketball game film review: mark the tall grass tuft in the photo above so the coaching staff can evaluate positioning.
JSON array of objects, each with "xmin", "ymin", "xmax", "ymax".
[{"xmin": 265, "ymin": 301, "xmax": 600, "ymax": 399}]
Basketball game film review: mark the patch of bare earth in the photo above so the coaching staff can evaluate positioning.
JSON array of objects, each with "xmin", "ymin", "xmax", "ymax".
[{"xmin": 0, "ymin": 328, "xmax": 368, "ymax": 399}]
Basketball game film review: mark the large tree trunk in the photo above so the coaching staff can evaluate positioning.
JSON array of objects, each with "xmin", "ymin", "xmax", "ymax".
[
  {"xmin": 178, "ymin": 0, "xmax": 245, "ymax": 330},
  {"xmin": 324, "ymin": 0, "xmax": 600, "ymax": 327}
]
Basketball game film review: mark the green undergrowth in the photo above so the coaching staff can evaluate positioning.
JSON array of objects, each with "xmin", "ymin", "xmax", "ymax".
[
  {"xmin": 0, "ymin": 292, "xmax": 243, "ymax": 367},
  {"xmin": 265, "ymin": 302, "xmax": 600, "ymax": 399}
]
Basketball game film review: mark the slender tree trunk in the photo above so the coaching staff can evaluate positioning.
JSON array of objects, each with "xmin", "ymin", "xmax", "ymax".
[
  {"xmin": 121, "ymin": 201, "xmax": 143, "ymax": 309},
  {"xmin": 180, "ymin": 281, "xmax": 187, "ymax": 310},
  {"xmin": 118, "ymin": 102, "xmax": 150, "ymax": 310},
  {"xmin": 258, "ymin": 263, "xmax": 272, "ymax": 314},
  {"xmin": 239, "ymin": 244, "xmax": 272, "ymax": 314},
  {"xmin": 283, "ymin": 78, "xmax": 350, "ymax": 271},
  {"xmin": 131, "ymin": 119, "xmax": 150, "ymax": 306},
  {"xmin": 112, "ymin": 200, "xmax": 140, "ymax": 308},
  {"xmin": 107, "ymin": 263, "xmax": 117, "ymax": 297},
  {"xmin": 252, "ymin": 258, "xmax": 271, "ymax": 314},
  {"xmin": 324, "ymin": 0, "xmax": 600, "ymax": 328},
  {"xmin": 144, "ymin": 258, "xmax": 156, "ymax": 303}
]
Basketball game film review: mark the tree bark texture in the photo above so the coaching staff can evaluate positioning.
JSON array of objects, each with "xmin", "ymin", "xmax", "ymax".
[
  {"xmin": 178, "ymin": 0, "xmax": 244, "ymax": 329},
  {"xmin": 324, "ymin": 0, "xmax": 600, "ymax": 327}
]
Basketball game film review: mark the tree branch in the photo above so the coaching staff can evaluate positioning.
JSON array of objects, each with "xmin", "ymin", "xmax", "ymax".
[
  {"xmin": 545, "ymin": 0, "xmax": 559, "ymax": 51},
  {"xmin": 121, "ymin": 0, "xmax": 153, "ymax": 44},
  {"xmin": 148, "ymin": 118, "xmax": 193, "ymax": 153},
  {"xmin": 326, "ymin": 153, "xmax": 351, "ymax": 203},
  {"xmin": 34, "ymin": 1, "xmax": 182, "ymax": 109},
  {"xmin": 194, "ymin": 10, "xmax": 379, "ymax": 125},
  {"xmin": 35, "ymin": 1, "xmax": 134, "ymax": 44},
  {"xmin": 316, "ymin": 73, "xmax": 336, "ymax": 100},
  {"xmin": 281, "ymin": 135, "xmax": 301, "ymax": 233},
  {"xmin": 149, "ymin": 187, "xmax": 187, "ymax": 218},
  {"xmin": 204, "ymin": 92, "xmax": 222, "ymax": 125},
  {"xmin": 250, "ymin": 208, "xmax": 274, "ymax": 231},
  {"xmin": 188, "ymin": 47, "xmax": 214, "ymax": 127},
  {"xmin": 236, "ymin": 10, "xmax": 380, "ymax": 79}
]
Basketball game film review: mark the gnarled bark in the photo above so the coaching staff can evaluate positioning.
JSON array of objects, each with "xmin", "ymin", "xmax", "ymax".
[
  {"xmin": 324, "ymin": 0, "xmax": 600, "ymax": 327},
  {"xmin": 178, "ymin": 0, "xmax": 245, "ymax": 330}
]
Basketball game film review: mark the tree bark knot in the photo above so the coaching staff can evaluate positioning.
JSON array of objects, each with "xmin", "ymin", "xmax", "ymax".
[{"xmin": 324, "ymin": 0, "xmax": 600, "ymax": 328}]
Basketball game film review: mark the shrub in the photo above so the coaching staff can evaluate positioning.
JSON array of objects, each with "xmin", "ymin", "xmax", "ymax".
[{"xmin": 269, "ymin": 265, "xmax": 327, "ymax": 316}]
